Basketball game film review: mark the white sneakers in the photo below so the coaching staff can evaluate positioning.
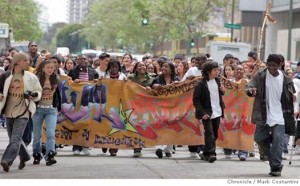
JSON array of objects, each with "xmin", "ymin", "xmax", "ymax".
[
  {"xmin": 190, "ymin": 152, "xmax": 200, "ymax": 159},
  {"xmin": 82, "ymin": 148, "xmax": 91, "ymax": 156},
  {"xmin": 73, "ymin": 150, "xmax": 80, "ymax": 155},
  {"xmin": 73, "ymin": 148, "xmax": 91, "ymax": 156}
]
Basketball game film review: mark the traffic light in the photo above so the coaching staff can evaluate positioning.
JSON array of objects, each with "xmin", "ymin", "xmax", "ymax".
[
  {"xmin": 142, "ymin": 18, "xmax": 149, "ymax": 25},
  {"xmin": 190, "ymin": 39, "xmax": 195, "ymax": 47},
  {"xmin": 141, "ymin": 10, "xmax": 149, "ymax": 26}
]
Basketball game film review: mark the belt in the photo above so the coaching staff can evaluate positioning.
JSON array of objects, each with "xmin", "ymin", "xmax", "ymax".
[{"xmin": 37, "ymin": 105, "xmax": 53, "ymax": 109}]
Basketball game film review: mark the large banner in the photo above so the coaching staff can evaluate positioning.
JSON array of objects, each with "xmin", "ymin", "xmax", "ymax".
[{"xmin": 49, "ymin": 77, "xmax": 255, "ymax": 151}]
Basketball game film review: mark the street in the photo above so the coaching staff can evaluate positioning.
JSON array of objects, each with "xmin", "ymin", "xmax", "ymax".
[{"xmin": 0, "ymin": 127, "xmax": 300, "ymax": 181}]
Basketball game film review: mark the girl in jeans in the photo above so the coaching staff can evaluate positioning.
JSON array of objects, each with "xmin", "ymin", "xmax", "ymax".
[{"xmin": 32, "ymin": 60, "xmax": 61, "ymax": 166}]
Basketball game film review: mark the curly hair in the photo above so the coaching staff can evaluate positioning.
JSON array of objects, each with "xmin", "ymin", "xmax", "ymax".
[{"xmin": 266, "ymin": 54, "xmax": 281, "ymax": 65}]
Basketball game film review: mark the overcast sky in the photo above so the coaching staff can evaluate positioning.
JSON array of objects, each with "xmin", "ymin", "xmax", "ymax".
[{"xmin": 36, "ymin": 0, "xmax": 68, "ymax": 23}]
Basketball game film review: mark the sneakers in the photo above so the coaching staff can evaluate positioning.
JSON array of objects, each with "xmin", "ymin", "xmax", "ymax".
[
  {"xmin": 102, "ymin": 148, "xmax": 108, "ymax": 153},
  {"xmin": 165, "ymin": 152, "xmax": 172, "ymax": 157},
  {"xmin": 190, "ymin": 152, "xmax": 200, "ymax": 159},
  {"xmin": 46, "ymin": 151, "xmax": 57, "ymax": 166},
  {"xmin": 82, "ymin": 148, "xmax": 91, "ymax": 156},
  {"xmin": 155, "ymin": 149, "xmax": 163, "ymax": 159},
  {"xmin": 110, "ymin": 152, "xmax": 117, "ymax": 156},
  {"xmin": 282, "ymin": 153, "xmax": 288, "ymax": 160},
  {"xmin": 133, "ymin": 152, "xmax": 142, "ymax": 158},
  {"xmin": 239, "ymin": 155, "xmax": 247, "ymax": 161},
  {"xmin": 208, "ymin": 155, "xmax": 217, "ymax": 163},
  {"xmin": 269, "ymin": 167, "xmax": 282, "ymax": 177},
  {"xmin": 19, "ymin": 156, "xmax": 30, "ymax": 170},
  {"xmin": 260, "ymin": 155, "xmax": 269, "ymax": 161},
  {"xmin": 73, "ymin": 150, "xmax": 80, "ymax": 155},
  {"xmin": 249, "ymin": 152, "xmax": 255, "ymax": 157},
  {"xmin": 1, "ymin": 161, "xmax": 10, "ymax": 172},
  {"xmin": 33, "ymin": 153, "xmax": 43, "ymax": 165},
  {"xmin": 225, "ymin": 154, "xmax": 232, "ymax": 159}
]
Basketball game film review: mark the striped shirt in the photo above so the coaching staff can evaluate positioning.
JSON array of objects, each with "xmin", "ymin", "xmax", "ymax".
[{"xmin": 79, "ymin": 71, "xmax": 89, "ymax": 81}]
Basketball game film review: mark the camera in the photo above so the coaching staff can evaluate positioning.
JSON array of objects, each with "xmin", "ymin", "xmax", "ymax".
[{"xmin": 24, "ymin": 91, "xmax": 38, "ymax": 99}]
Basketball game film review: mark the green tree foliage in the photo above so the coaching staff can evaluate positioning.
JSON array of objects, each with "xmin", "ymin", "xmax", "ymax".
[
  {"xmin": 83, "ymin": 0, "xmax": 228, "ymax": 54},
  {"xmin": 0, "ymin": 0, "xmax": 42, "ymax": 41},
  {"xmin": 56, "ymin": 24, "xmax": 87, "ymax": 54}
]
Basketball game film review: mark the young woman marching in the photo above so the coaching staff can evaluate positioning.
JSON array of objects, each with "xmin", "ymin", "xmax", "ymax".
[{"xmin": 32, "ymin": 60, "xmax": 61, "ymax": 166}]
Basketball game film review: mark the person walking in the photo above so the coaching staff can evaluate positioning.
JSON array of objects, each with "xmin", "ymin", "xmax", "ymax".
[
  {"xmin": 32, "ymin": 60, "xmax": 61, "ymax": 166},
  {"xmin": 68, "ymin": 54, "xmax": 99, "ymax": 156},
  {"xmin": 246, "ymin": 54, "xmax": 295, "ymax": 176},
  {"xmin": 193, "ymin": 62, "xmax": 225, "ymax": 163},
  {"xmin": 0, "ymin": 53, "xmax": 42, "ymax": 172}
]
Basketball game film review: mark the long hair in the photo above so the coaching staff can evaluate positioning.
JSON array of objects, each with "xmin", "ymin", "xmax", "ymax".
[
  {"xmin": 35, "ymin": 60, "xmax": 59, "ymax": 91},
  {"xmin": 202, "ymin": 62, "xmax": 219, "ymax": 81}
]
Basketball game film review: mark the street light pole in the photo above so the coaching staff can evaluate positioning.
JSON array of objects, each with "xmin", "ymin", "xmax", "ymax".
[
  {"xmin": 287, "ymin": 0, "xmax": 293, "ymax": 60},
  {"xmin": 231, "ymin": 0, "xmax": 235, "ymax": 42}
]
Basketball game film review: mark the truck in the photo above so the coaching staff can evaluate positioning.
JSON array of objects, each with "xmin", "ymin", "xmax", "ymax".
[{"xmin": 206, "ymin": 41, "xmax": 252, "ymax": 64}]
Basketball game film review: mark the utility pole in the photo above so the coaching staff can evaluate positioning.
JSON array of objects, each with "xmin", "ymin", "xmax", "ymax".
[
  {"xmin": 287, "ymin": 0, "xmax": 293, "ymax": 60},
  {"xmin": 231, "ymin": 0, "xmax": 235, "ymax": 42}
]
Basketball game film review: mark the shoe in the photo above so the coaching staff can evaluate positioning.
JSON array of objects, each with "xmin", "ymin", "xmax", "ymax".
[
  {"xmin": 249, "ymin": 152, "xmax": 255, "ymax": 157},
  {"xmin": 133, "ymin": 152, "xmax": 142, "ymax": 158},
  {"xmin": 165, "ymin": 152, "xmax": 172, "ymax": 157},
  {"xmin": 58, "ymin": 144, "xmax": 64, "ymax": 148},
  {"xmin": 102, "ymin": 148, "xmax": 108, "ymax": 153},
  {"xmin": 73, "ymin": 150, "xmax": 80, "ymax": 155},
  {"xmin": 82, "ymin": 147, "xmax": 91, "ymax": 156},
  {"xmin": 155, "ymin": 149, "xmax": 163, "ymax": 159},
  {"xmin": 208, "ymin": 155, "xmax": 217, "ymax": 163},
  {"xmin": 225, "ymin": 154, "xmax": 232, "ymax": 159},
  {"xmin": 33, "ymin": 153, "xmax": 43, "ymax": 165},
  {"xmin": 110, "ymin": 152, "xmax": 117, "ymax": 156},
  {"xmin": 199, "ymin": 153, "xmax": 207, "ymax": 160},
  {"xmin": 239, "ymin": 155, "xmax": 247, "ymax": 161},
  {"xmin": 1, "ymin": 162, "xmax": 10, "ymax": 172},
  {"xmin": 260, "ymin": 155, "xmax": 269, "ymax": 161},
  {"xmin": 190, "ymin": 152, "xmax": 200, "ymax": 159},
  {"xmin": 269, "ymin": 167, "xmax": 282, "ymax": 177},
  {"xmin": 282, "ymin": 153, "xmax": 288, "ymax": 160},
  {"xmin": 19, "ymin": 156, "xmax": 30, "ymax": 170},
  {"xmin": 46, "ymin": 151, "xmax": 57, "ymax": 166},
  {"xmin": 295, "ymin": 145, "xmax": 300, "ymax": 154}
]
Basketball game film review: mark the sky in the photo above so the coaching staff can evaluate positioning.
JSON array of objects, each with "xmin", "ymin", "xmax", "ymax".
[{"xmin": 36, "ymin": 0, "xmax": 68, "ymax": 23}]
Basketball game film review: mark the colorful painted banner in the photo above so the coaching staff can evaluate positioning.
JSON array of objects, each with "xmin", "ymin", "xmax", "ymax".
[{"xmin": 50, "ymin": 76, "xmax": 255, "ymax": 150}]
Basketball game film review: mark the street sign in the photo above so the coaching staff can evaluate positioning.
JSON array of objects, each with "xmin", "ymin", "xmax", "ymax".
[
  {"xmin": 0, "ymin": 23, "xmax": 9, "ymax": 38},
  {"xmin": 224, "ymin": 23, "xmax": 241, "ymax": 30}
]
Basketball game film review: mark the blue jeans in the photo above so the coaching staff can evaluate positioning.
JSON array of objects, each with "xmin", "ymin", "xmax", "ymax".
[
  {"xmin": 32, "ymin": 107, "xmax": 57, "ymax": 159},
  {"xmin": 254, "ymin": 124, "xmax": 285, "ymax": 170},
  {"xmin": 282, "ymin": 134, "xmax": 290, "ymax": 154},
  {"xmin": 1, "ymin": 118, "xmax": 30, "ymax": 165}
]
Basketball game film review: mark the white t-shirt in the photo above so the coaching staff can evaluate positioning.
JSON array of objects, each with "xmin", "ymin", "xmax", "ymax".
[
  {"xmin": 293, "ymin": 78, "xmax": 300, "ymax": 114},
  {"xmin": 96, "ymin": 67, "xmax": 106, "ymax": 78},
  {"xmin": 181, "ymin": 67, "xmax": 202, "ymax": 81},
  {"xmin": 266, "ymin": 70, "xmax": 284, "ymax": 126},
  {"xmin": 207, "ymin": 79, "xmax": 222, "ymax": 119}
]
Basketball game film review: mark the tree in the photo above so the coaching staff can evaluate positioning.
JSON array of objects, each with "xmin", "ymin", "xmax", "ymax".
[
  {"xmin": 56, "ymin": 24, "xmax": 90, "ymax": 54},
  {"xmin": 0, "ymin": 0, "xmax": 42, "ymax": 41},
  {"xmin": 82, "ymin": 0, "xmax": 228, "ymax": 54}
]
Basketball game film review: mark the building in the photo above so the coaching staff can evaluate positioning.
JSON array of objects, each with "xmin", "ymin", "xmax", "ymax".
[
  {"xmin": 68, "ymin": 0, "xmax": 95, "ymax": 24},
  {"xmin": 266, "ymin": 0, "xmax": 300, "ymax": 61}
]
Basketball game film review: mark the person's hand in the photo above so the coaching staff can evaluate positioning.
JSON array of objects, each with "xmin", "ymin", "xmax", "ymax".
[
  {"xmin": 186, "ymin": 75, "xmax": 195, "ymax": 80},
  {"xmin": 74, "ymin": 79, "xmax": 80, "ymax": 83},
  {"xmin": 0, "ymin": 93, "xmax": 4, "ymax": 101},
  {"xmin": 249, "ymin": 87, "xmax": 257, "ymax": 96},
  {"xmin": 220, "ymin": 82, "xmax": 225, "ymax": 92},
  {"xmin": 202, "ymin": 114, "xmax": 209, "ymax": 120}
]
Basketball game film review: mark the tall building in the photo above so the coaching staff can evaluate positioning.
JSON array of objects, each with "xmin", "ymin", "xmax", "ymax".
[
  {"xmin": 68, "ymin": 0, "xmax": 95, "ymax": 24},
  {"xmin": 266, "ymin": 0, "xmax": 300, "ymax": 61}
]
